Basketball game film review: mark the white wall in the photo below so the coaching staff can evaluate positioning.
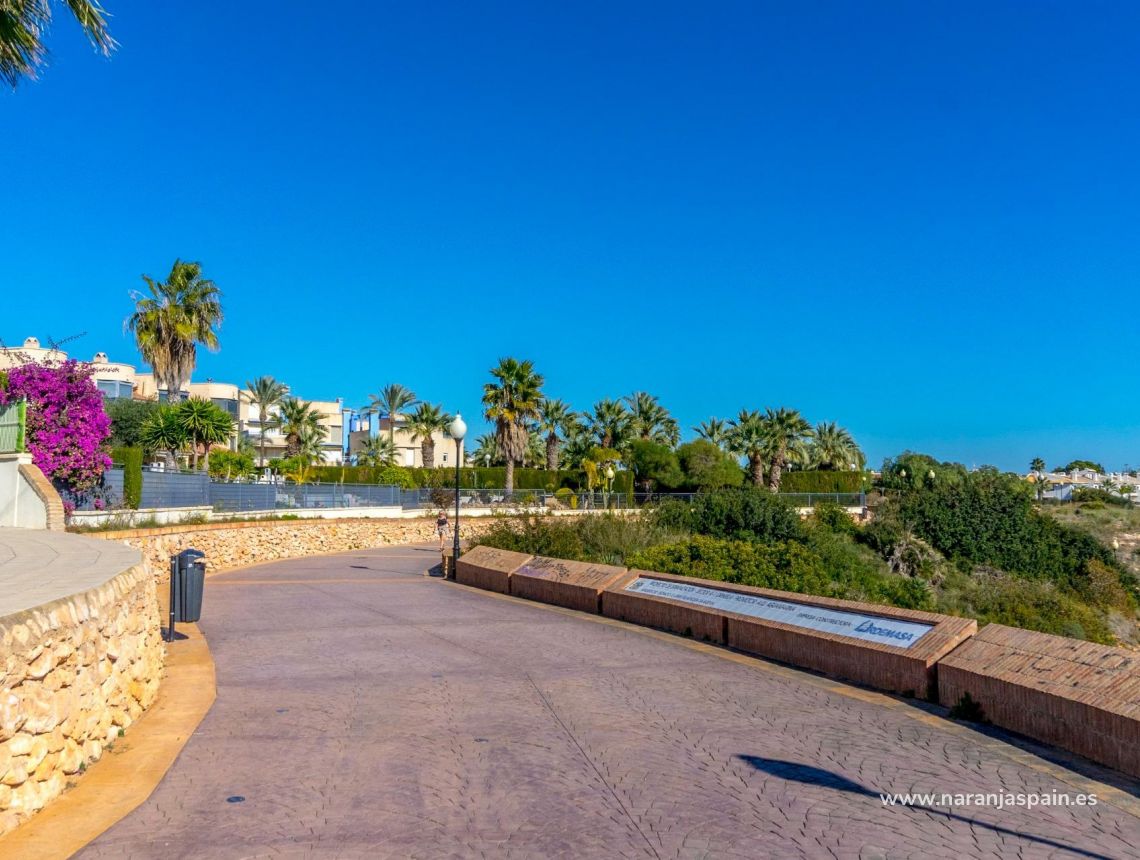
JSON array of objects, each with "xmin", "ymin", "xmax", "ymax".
[{"xmin": 0, "ymin": 453, "xmax": 49, "ymax": 528}]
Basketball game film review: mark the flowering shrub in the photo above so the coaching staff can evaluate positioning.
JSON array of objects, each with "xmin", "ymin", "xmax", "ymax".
[{"xmin": 0, "ymin": 359, "xmax": 112, "ymax": 493}]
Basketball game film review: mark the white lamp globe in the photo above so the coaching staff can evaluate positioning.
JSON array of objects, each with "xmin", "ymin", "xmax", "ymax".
[
  {"xmin": 448, "ymin": 414, "xmax": 467, "ymax": 441},
  {"xmin": 605, "ymin": 465, "xmax": 615, "ymax": 480}
]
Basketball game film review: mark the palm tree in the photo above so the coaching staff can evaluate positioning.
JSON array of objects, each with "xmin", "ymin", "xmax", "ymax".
[
  {"xmin": 1, "ymin": 0, "xmax": 115, "ymax": 87},
  {"xmin": 139, "ymin": 407, "xmax": 188, "ymax": 469},
  {"xmin": 127, "ymin": 260, "xmax": 222, "ymax": 404},
  {"xmin": 694, "ymin": 418, "xmax": 730, "ymax": 449},
  {"xmin": 522, "ymin": 426, "xmax": 545, "ymax": 469},
  {"xmin": 407, "ymin": 402, "xmax": 451, "ymax": 468},
  {"xmin": 355, "ymin": 435, "xmax": 399, "ymax": 468},
  {"xmin": 174, "ymin": 398, "xmax": 234, "ymax": 470},
  {"xmin": 559, "ymin": 418, "xmax": 593, "ymax": 470},
  {"xmin": 365, "ymin": 383, "xmax": 418, "ymax": 445},
  {"xmin": 625, "ymin": 392, "xmax": 679, "ymax": 446},
  {"xmin": 809, "ymin": 421, "xmax": 863, "ymax": 470},
  {"xmin": 764, "ymin": 407, "xmax": 812, "ymax": 492},
  {"xmin": 468, "ymin": 434, "xmax": 501, "ymax": 467},
  {"xmin": 728, "ymin": 410, "xmax": 768, "ymax": 487},
  {"xmin": 295, "ymin": 424, "xmax": 328, "ymax": 466},
  {"xmin": 587, "ymin": 398, "xmax": 631, "ymax": 450},
  {"xmin": 246, "ymin": 376, "xmax": 286, "ymax": 468},
  {"xmin": 1030, "ymin": 457, "xmax": 1046, "ymax": 474},
  {"xmin": 482, "ymin": 357, "xmax": 544, "ymax": 493},
  {"xmin": 278, "ymin": 398, "xmax": 323, "ymax": 458},
  {"xmin": 537, "ymin": 399, "xmax": 573, "ymax": 471}
]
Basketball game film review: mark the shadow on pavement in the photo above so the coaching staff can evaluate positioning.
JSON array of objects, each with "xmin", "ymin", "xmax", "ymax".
[{"xmin": 736, "ymin": 755, "xmax": 1114, "ymax": 860}]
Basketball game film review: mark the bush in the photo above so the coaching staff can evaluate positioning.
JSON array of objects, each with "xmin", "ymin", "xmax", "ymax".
[
  {"xmin": 676, "ymin": 440, "xmax": 744, "ymax": 491},
  {"xmin": 688, "ymin": 488, "xmax": 803, "ymax": 542},
  {"xmin": 779, "ymin": 470, "xmax": 867, "ymax": 493},
  {"xmin": 1072, "ymin": 488, "xmax": 1131, "ymax": 507},
  {"xmin": 208, "ymin": 449, "xmax": 256, "ymax": 481},
  {"xmin": 112, "ymin": 446, "xmax": 143, "ymax": 509},
  {"xmin": 810, "ymin": 500, "xmax": 857, "ymax": 535},
  {"xmin": 474, "ymin": 513, "xmax": 684, "ymax": 566},
  {"xmin": 105, "ymin": 399, "xmax": 161, "ymax": 449}
]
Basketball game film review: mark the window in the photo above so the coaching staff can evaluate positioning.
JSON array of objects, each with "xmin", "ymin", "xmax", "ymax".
[
  {"xmin": 211, "ymin": 398, "xmax": 238, "ymax": 416},
  {"xmin": 442, "ymin": 453, "xmax": 448, "ymax": 463}
]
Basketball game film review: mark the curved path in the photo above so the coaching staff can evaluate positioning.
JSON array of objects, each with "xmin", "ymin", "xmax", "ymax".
[{"xmin": 82, "ymin": 546, "xmax": 1140, "ymax": 859}]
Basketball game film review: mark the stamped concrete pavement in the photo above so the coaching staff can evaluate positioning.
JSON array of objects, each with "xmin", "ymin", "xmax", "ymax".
[{"xmin": 80, "ymin": 545, "xmax": 1140, "ymax": 859}]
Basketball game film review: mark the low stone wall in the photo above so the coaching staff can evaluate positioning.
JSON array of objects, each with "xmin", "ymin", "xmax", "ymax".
[
  {"xmin": 0, "ymin": 561, "xmax": 163, "ymax": 835},
  {"xmin": 90, "ymin": 516, "xmax": 499, "ymax": 578},
  {"xmin": 602, "ymin": 571, "xmax": 726, "ymax": 643},
  {"xmin": 938, "ymin": 624, "xmax": 1140, "ymax": 778},
  {"xmin": 454, "ymin": 546, "xmax": 532, "ymax": 594},
  {"xmin": 510, "ymin": 557, "xmax": 633, "ymax": 614}
]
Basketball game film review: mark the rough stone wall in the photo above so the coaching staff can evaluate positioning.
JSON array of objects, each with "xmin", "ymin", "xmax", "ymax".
[
  {"xmin": 17, "ymin": 463, "xmax": 65, "ymax": 532},
  {"xmin": 92, "ymin": 517, "xmax": 498, "ymax": 578},
  {"xmin": 0, "ymin": 564, "xmax": 163, "ymax": 834}
]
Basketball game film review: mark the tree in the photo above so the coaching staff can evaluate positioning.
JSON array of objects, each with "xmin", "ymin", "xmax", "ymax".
[
  {"xmin": 808, "ymin": 421, "xmax": 863, "ymax": 470},
  {"xmin": 1056, "ymin": 460, "xmax": 1106, "ymax": 475},
  {"xmin": 559, "ymin": 418, "xmax": 594, "ymax": 470},
  {"xmin": 587, "ymin": 398, "xmax": 631, "ymax": 450},
  {"xmin": 625, "ymin": 392, "xmax": 679, "ymax": 446},
  {"xmin": 246, "ymin": 376, "xmax": 286, "ymax": 468},
  {"xmin": 627, "ymin": 440, "xmax": 683, "ymax": 495},
  {"xmin": 677, "ymin": 439, "xmax": 744, "ymax": 490},
  {"xmin": 295, "ymin": 424, "xmax": 328, "ymax": 466},
  {"xmin": 694, "ymin": 418, "xmax": 730, "ymax": 450},
  {"xmin": 278, "ymin": 398, "xmax": 323, "ymax": 458},
  {"xmin": 127, "ymin": 260, "xmax": 222, "ymax": 404},
  {"xmin": 174, "ymin": 398, "xmax": 233, "ymax": 470},
  {"xmin": 728, "ymin": 410, "xmax": 768, "ymax": 487},
  {"xmin": 139, "ymin": 406, "xmax": 188, "ymax": 469},
  {"xmin": 104, "ymin": 398, "xmax": 160, "ymax": 448},
  {"xmin": 1, "ymin": 0, "xmax": 115, "ymax": 87},
  {"xmin": 407, "ymin": 402, "xmax": 451, "ymax": 468},
  {"xmin": 356, "ymin": 435, "xmax": 399, "ymax": 468},
  {"xmin": 1030, "ymin": 457, "xmax": 1046, "ymax": 474},
  {"xmin": 537, "ymin": 398, "xmax": 573, "ymax": 471},
  {"xmin": 468, "ymin": 434, "xmax": 501, "ymax": 467},
  {"xmin": 0, "ymin": 359, "xmax": 111, "ymax": 493},
  {"xmin": 763, "ymin": 407, "xmax": 812, "ymax": 492},
  {"xmin": 482, "ymin": 358, "xmax": 544, "ymax": 493},
  {"xmin": 365, "ymin": 383, "xmax": 418, "ymax": 445}
]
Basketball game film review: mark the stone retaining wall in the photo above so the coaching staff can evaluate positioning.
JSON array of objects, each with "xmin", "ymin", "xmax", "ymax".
[
  {"xmin": 90, "ymin": 516, "xmax": 499, "ymax": 578},
  {"xmin": 0, "ymin": 563, "xmax": 163, "ymax": 835}
]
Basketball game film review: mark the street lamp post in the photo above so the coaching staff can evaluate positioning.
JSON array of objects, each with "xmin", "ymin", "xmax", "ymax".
[
  {"xmin": 605, "ymin": 464, "xmax": 615, "ymax": 510},
  {"xmin": 448, "ymin": 413, "xmax": 466, "ymax": 579}
]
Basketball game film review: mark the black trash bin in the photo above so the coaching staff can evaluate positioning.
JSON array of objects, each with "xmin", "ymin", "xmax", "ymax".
[{"xmin": 174, "ymin": 548, "xmax": 206, "ymax": 622}]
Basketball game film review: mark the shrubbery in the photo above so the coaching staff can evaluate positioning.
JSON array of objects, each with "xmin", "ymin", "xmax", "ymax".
[
  {"xmin": 686, "ymin": 488, "xmax": 803, "ymax": 542},
  {"xmin": 111, "ymin": 446, "xmax": 143, "ymax": 509},
  {"xmin": 475, "ymin": 514, "xmax": 683, "ymax": 566},
  {"xmin": 779, "ymin": 470, "xmax": 867, "ymax": 494}
]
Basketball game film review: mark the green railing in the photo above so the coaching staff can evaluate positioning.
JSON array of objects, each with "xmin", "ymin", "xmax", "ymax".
[{"xmin": 0, "ymin": 399, "xmax": 27, "ymax": 453}]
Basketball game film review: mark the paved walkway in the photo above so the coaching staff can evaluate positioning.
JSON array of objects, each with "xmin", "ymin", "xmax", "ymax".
[
  {"xmin": 81, "ymin": 546, "xmax": 1140, "ymax": 859},
  {"xmin": 0, "ymin": 528, "xmax": 139, "ymax": 617}
]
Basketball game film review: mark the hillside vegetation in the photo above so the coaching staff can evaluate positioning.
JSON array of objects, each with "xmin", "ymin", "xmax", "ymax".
[{"xmin": 475, "ymin": 462, "xmax": 1140, "ymax": 645}]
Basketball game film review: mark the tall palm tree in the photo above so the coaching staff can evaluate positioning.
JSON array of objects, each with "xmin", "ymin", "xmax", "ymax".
[
  {"xmin": 468, "ymin": 434, "xmax": 501, "ymax": 467},
  {"xmin": 694, "ymin": 418, "xmax": 730, "ymax": 449},
  {"xmin": 407, "ymin": 402, "xmax": 451, "ymax": 468},
  {"xmin": 727, "ymin": 410, "xmax": 768, "ymax": 487},
  {"xmin": 482, "ymin": 357, "xmax": 544, "ymax": 493},
  {"xmin": 1, "ymin": 0, "xmax": 115, "ymax": 87},
  {"xmin": 625, "ymin": 392, "xmax": 679, "ymax": 446},
  {"xmin": 296, "ymin": 424, "xmax": 329, "ymax": 466},
  {"xmin": 537, "ymin": 398, "xmax": 573, "ymax": 471},
  {"xmin": 365, "ymin": 383, "xmax": 418, "ymax": 445},
  {"xmin": 587, "ymin": 398, "xmax": 631, "ymax": 450},
  {"xmin": 245, "ymin": 375, "xmax": 286, "ymax": 468},
  {"xmin": 1030, "ymin": 457, "xmax": 1046, "ymax": 474},
  {"xmin": 278, "ymin": 398, "xmax": 323, "ymax": 458},
  {"xmin": 355, "ymin": 435, "xmax": 399, "ymax": 468},
  {"xmin": 764, "ymin": 407, "xmax": 813, "ymax": 492},
  {"xmin": 139, "ymin": 406, "xmax": 188, "ymax": 469},
  {"xmin": 127, "ymin": 260, "xmax": 222, "ymax": 404},
  {"xmin": 809, "ymin": 421, "xmax": 863, "ymax": 470},
  {"xmin": 174, "ymin": 398, "xmax": 234, "ymax": 470},
  {"xmin": 559, "ymin": 418, "xmax": 593, "ymax": 470}
]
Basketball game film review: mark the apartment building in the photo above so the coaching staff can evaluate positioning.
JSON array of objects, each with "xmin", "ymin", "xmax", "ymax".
[
  {"xmin": 0, "ymin": 337, "xmax": 137, "ymax": 399},
  {"xmin": 347, "ymin": 412, "xmax": 465, "ymax": 468}
]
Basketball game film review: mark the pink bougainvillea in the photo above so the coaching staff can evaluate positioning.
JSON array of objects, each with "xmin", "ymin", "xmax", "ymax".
[{"xmin": 0, "ymin": 359, "xmax": 112, "ymax": 493}]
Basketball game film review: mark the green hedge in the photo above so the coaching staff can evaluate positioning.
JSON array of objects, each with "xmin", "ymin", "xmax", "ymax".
[
  {"xmin": 112, "ymin": 446, "xmax": 143, "ymax": 509},
  {"xmin": 779, "ymin": 470, "xmax": 867, "ymax": 493},
  {"xmin": 306, "ymin": 464, "xmax": 634, "ymax": 493}
]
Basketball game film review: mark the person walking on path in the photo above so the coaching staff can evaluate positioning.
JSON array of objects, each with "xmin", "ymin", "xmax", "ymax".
[{"xmin": 436, "ymin": 510, "xmax": 451, "ymax": 552}]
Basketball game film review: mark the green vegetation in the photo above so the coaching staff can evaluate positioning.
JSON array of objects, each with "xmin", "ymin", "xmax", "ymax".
[
  {"xmin": 111, "ymin": 446, "xmax": 143, "ymax": 509},
  {"xmin": 473, "ymin": 467, "xmax": 1139, "ymax": 644},
  {"xmin": 105, "ymin": 399, "xmax": 160, "ymax": 448},
  {"xmin": 1, "ymin": 0, "xmax": 114, "ymax": 87}
]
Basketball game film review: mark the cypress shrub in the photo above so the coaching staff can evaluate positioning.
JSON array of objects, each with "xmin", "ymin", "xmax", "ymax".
[{"xmin": 112, "ymin": 445, "xmax": 143, "ymax": 509}]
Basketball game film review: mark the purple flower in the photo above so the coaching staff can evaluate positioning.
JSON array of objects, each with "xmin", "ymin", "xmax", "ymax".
[{"xmin": 0, "ymin": 359, "xmax": 112, "ymax": 494}]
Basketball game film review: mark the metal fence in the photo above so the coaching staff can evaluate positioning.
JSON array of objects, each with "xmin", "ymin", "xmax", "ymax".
[
  {"xmin": 0, "ymin": 399, "xmax": 25, "ymax": 453},
  {"xmin": 81, "ymin": 467, "xmax": 865, "ymax": 514}
]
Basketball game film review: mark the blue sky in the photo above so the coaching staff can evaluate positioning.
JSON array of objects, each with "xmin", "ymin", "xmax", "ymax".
[{"xmin": 3, "ymin": 1, "xmax": 1139, "ymax": 470}]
